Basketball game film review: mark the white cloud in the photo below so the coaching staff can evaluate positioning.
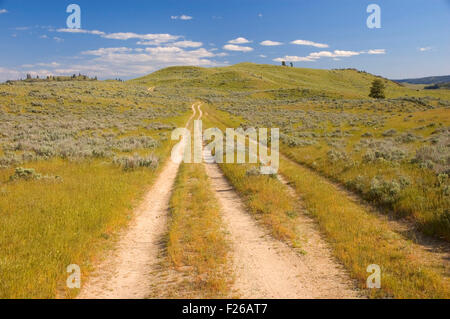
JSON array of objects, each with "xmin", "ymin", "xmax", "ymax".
[
  {"xmin": 53, "ymin": 37, "xmax": 64, "ymax": 43},
  {"xmin": 259, "ymin": 54, "xmax": 267, "ymax": 58},
  {"xmin": 172, "ymin": 40, "xmax": 203, "ymax": 48},
  {"xmin": 274, "ymin": 49, "xmax": 384, "ymax": 63},
  {"xmin": 0, "ymin": 67, "xmax": 22, "ymax": 81},
  {"xmin": 56, "ymin": 28, "xmax": 181, "ymax": 45},
  {"xmin": 419, "ymin": 47, "xmax": 432, "ymax": 52},
  {"xmin": 0, "ymin": 9, "xmax": 8, "ymax": 14},
  {"xmin": 57, "ymin": 28, "xmax": 106, "ymax": 36},
  {"xmin": 228, "ymin": 37, "xmax": 251, "ymax": 44},
  {"xmin": 171, "ymin": 15, "xmax": 193, "ymax": 20},
  {"xmin": 82, "ymin": 47, "xmax": 134, "ymax": 56},
  {"xmin": 223, "ymin": 44, "xmax": 254, "ymax": 52},
  {"xmin": 291, "ymin": 39, "xmax": 329, "ymax": 48},
  {"xmin": 273, "ymin": 56, "xmax": 315, "ymax": 62},
  {"xmin": 39, "ymin": 35, "xmax": 49, "ymax": 39},
  {"xmin": 260, "ymin": 40, "xmax": 283, "ymax": 46},
  {"xmin": 1, "ymin": 45, "xmax": 222, "ymax": 82},
  {"xmin": 332, "ymin": 50, "xmax": 360, "ymax": 57},
  {"xmin": 365, "ymin": 49, "xmax": 386, "ymax": 54}
]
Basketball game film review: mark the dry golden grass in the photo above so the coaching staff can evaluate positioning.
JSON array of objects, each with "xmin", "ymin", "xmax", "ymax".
[
  {"xmin": 280, "ymin": 157, "xmax": 449, "ymax": 298},
  {"xmin": 204, "ymin": 104, "xmax": 449, "ymax": 298},
  {"xmin": 0, "ymin": 159, "xmax": 162, "ymax": 298},
  {"xmin": 165, "ymin": 163, "xmax": 232, "ymax": 298}
]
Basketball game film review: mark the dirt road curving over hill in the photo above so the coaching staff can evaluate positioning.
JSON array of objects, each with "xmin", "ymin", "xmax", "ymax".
[{"xmin": 77, "ymin": 102, "xmax": 198, "ymax": 299}]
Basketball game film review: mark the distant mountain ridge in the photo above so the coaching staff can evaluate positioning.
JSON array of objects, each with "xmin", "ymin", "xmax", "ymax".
[{"xmin": 393, "ymin": 75, "xmax": 450, "ymax": 85}]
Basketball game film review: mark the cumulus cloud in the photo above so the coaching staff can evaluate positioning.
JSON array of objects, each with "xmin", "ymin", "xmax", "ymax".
[
  {"xmin": 228, "ymin": 37, "xmax": 251, "ymax": 44},
  {"xmin": 56, "ymin": 28, "xmax": 181, "ymax": 45},
  {"xmin": 0, "ymin": 9, "xmax": 8, "ymax": 14},
  {"xmin": 223, "ymin": 44, "xmax": 254, "ymax": 52},
  {"xmin": 291, "ymin": 39, "xmax": 329, "ymax": 48},
  {"xmin": 419, "ymin": 47, "xmax": 432, "ymax": 52},
  {"xmin": 0, "ymin": 43, "xmax": 226, "ymax": 82},
  {"xmin": 172, "ymin": 40, "xmax": 203, "ymax": 48},
  {"xmin": 260, "ymin": 40, "xmax": 283, "ymax": 46},
  {"xmin": 171, "ymin": 15, "xmax": 193, "ymax": 20},
  {"xmin": 274, "ymin": 49, "xmax": 385, "ymax": 62}
]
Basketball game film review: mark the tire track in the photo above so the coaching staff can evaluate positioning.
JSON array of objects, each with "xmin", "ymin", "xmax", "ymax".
[
  {"xmin": 200, "ymin": 103, "xmax": 360, "ymax": 298},
  {"xmin": 77, "ymin": 102, "xmax": 198, "ymax": 299}
]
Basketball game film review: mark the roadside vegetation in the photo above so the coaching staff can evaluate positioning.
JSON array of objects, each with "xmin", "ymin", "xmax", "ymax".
[
  {"xmin": 0, "ymin": 80, "xmax": 190, "ymax": 298},
  {"xmin": 280, "ymin": 158, "xmax": 449, "ymax": 298},
  {"xmin": 213, "ymin": 97, "xmax": 450, "ymax": 241},
  {"xmin": 2, "ymin": 62, "xmax": 448, "ymax": 299},
  {"xmin": 157, "ymin": 163, "xmax": 232, "ymax": 298},
  {"xmin": 204, "ymin": 106, "xmax": 449, "ymax": 298}
]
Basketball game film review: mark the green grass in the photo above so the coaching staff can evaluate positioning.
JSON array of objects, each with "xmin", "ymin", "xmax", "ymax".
[{"xmin": 131, "ymin": 63, "xmax": 450, "ymax": 99}]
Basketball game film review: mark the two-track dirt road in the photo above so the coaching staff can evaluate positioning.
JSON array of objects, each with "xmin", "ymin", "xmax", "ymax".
[
  {"xmin": 78, "ymin": 102, "xmax": 360, "ymax": 299},
  {"xmin": 199, "ymin": 103, "xmax": 359, "ymax": 298},
  {"xmin": 77, "ymin": 103, "xmax": 198, "ymax": 299}
]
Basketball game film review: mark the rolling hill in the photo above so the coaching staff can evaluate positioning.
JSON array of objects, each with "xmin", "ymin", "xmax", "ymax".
[{"xmin": 130, "ymin": 63, "xmax": 450, "ymax": 99}]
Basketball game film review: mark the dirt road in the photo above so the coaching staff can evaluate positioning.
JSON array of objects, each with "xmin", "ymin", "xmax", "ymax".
[
  {"xmin": 200, "ymin": 103, "xmax": 360, "ymax": 298},
  {"xmin": 78, "ymin": 103, "xmax": 198, "ymax": 299}
]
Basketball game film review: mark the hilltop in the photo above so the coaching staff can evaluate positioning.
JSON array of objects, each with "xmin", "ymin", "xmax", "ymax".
[{"xmin": 130, "ymin": 63, "xmax": 450, "ymax": 99}]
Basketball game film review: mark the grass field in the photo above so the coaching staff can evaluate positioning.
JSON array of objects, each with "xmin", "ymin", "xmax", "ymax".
[
  {"xmin": 203, "ymin": 104, "xmax": 449, "ymax": 299},
  {"xmin": 0, "ymin": 80, "xmax": 190, "ymax": 298},
  {"xmin": 1, "ymin": 63, "xmax": 448, "ymax": 298}
]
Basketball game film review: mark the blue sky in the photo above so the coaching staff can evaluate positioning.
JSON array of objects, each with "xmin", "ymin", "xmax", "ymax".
[{"xmin": 0, "ymin": 0, "xmax": 449, "ymax": 81}]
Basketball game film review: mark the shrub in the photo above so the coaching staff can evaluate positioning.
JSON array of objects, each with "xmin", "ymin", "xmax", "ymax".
[
  {"xmin": 369, "ymin": 176, "xmax": 401, "ymax": 205},
  {"xmin": 382, "ymin": 129, "xmax": 397, "ymax": 137},
  {"xmin": 9, "ymin": 167, "xmax": 41, "ymax": 181},
  {"xmin": 9, "ymin": 167, "xmax": 62, "ymax": 182},
  {"xmin": 327, "ymin": 149, "xmax": 349, "ymax": 162},
  {"xmin": 113, "ymin": 154, "xmax": 159, "ymax": 171}
]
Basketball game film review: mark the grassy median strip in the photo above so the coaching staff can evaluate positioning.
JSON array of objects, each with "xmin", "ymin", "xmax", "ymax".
[
  {"xmin": 166, "ymin": 163, "xmax": 232, "ymax": 298},
  {"xmin": 219, "ymin": 162, "xmax": 301, "ymax": 247},
  {"xmin": 280, "ymin": 157, "xmax": 449, "ymax": 298},
  {"xmin": 202, "ymin": 110, "xmax": 301, "ymax": 248}
]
